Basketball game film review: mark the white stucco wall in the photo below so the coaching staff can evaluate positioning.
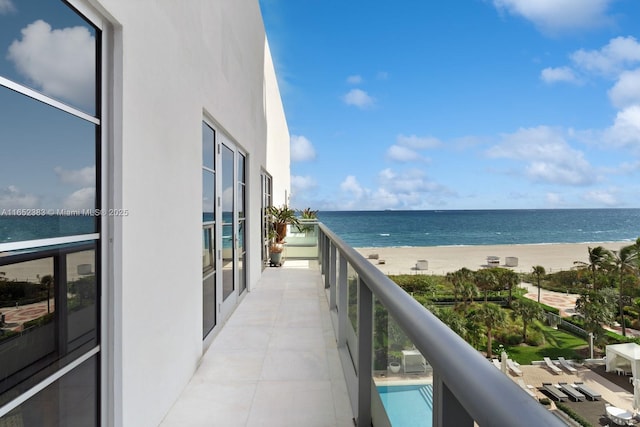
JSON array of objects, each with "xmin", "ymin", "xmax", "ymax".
[
  {"xmin": 85, "ymin": 1, "xmax": 289, "ymax": 425},
  {"xmin": 264, "ymin": 39, "xmax": 291, "ymax": 207}
]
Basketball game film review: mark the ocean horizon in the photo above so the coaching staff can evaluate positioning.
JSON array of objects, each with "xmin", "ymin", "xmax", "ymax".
[
  {"xmin": 317, "ymin": 208, "xmax": 640, "ymax": 248},
  {"xmin": 1, "ymin": 208, "xmax": 638, "ymax": 248}
]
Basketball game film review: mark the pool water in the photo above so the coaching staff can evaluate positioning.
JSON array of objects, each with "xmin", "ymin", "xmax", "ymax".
[{"xmin": 377, "ymin": 384, "xmax": 433, "ymax": 427}]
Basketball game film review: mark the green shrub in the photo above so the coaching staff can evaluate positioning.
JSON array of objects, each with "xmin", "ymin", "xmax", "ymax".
[{"xmin": 556, "ymin": 402, "xmax": 593, "ymax": 427}]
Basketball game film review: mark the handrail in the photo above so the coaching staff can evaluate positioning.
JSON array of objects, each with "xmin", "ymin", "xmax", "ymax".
[{"xmin": 319, "ymin": 223, "xmax": 564, "ymax": 427}]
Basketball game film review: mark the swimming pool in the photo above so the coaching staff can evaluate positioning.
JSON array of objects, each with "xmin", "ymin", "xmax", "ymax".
[{"xmin": 377, "ymin": 384, "xmax": 433, "ymax": 427}]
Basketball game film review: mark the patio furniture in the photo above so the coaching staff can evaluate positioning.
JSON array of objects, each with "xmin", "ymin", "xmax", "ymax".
[
  {"xmin": 541, "ymin": 383, "xmax": 568, "ymax": 402},
  {"xmin": 557, "ymin": 382, "xmax": 585, "ymax": 401},
  {"xmin": 557, "ymin": 356, "xmax": 577, "ymax": 373},
  {"xmin": 506, "ymin": 359, "xmax": 522, "ymax": 376},
  {"xmin": 605, "ymin": 405, "xmax": 635, "ymax": 426},
  {"xmin": 572, "ymin": 382, "xmax": 601, "ymax": 401},
  {"xmin": 543, "ymin": 357, "xmax": 562, "ymax": 374},
  {"xmin": 402, "ymin": 349, "xmax": 427, "ymax": 374}
]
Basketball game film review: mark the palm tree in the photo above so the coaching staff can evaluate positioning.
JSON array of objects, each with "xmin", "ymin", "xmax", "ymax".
[
  {"xmin": 460, "ymin": 281, "xmax": 478, "ymax": 308},
  {"xmin": 574, "ymin": 246, "xmax": 612, "ymax": 290},
  {"xmin": 511, "ymin": 299, "xmax": 544, "ymax": 341},
  {"xmin": 611, "ymin": 246, "xmax": 639, "ymax": 336},
  {"xmin": 472, "ymin": 303, "xmax": 506, "ymax": 358},
  {"xmin": 446, "ymin": 268, "xmax": 473, "ymax": 306},
  {"xmin": 532, "ymin": 265, "xmax": 545, "ymax": 303},
  {"xmin": 498, "ymin": 269, "xmax": 519, "ymax": 307},
  {"xmin": 474, "ymin": 269, "xmax": 498, "ymax": 303}
]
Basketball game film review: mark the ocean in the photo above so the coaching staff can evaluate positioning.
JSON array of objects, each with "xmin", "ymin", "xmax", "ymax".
[
  {"xmin": 1, "ymin": 209, "xmax": 638, "ymax": 248},
  {"xmin": 317, "ymin": 209, "xmax": 640, "ymax": 248}
]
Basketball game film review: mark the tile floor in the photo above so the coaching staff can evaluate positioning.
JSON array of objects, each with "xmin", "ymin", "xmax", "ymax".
[{"xmin": 160, "ymin": 263, "xmax": 354, "ymax": 427}]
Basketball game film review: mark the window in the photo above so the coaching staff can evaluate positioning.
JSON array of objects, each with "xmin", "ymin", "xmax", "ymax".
[
  {"xmin": 0, "ymin": 1, "xmax": 101, "ymax": 424},
  {"xmin": 202, "ymin": 122, "xmax": 216, "ymax": 338}
]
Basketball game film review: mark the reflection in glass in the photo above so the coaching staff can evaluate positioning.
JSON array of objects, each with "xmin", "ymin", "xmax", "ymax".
[
  {"xmin": 0, "ymin": 1, "xmax": 98, "ymax": 115},
  {"xmin": 0, "ymin": 242, "xmax": 97, "ymax": 406},
  {"xmin": 202, "ymin": 122, "xmax": 215, "ymax": 170},
  {"xmin": 202, "ymin": 173, "xmax": 215, "ymax": 221},
  {"xmin": 0, "ymin": 86, "xmax": 97, "ymax": 243},
  {"xmin": 221, "ymin": 145, "xmax": 234, "ymax": 301},
  {"xmin": 222, "ymin": 223, "xmax": 234, "ymax": 300},
  {"xmin": 238, "ymin": 220, "xmax": 246, "ymax": 293},
  {"xmin": 66, "ymin": 249, "xmax": 97, "ymax": 352},
  {"xmin": 202, "ymin": 227, "xmax": 214, "ymax": 272},
  {"xmin": 202, "ymin": 273, "xmax": 216, "ymax": 338},
  {"xmin": 0, "ymin": 355, "xmax": 98, "ymax": 426}
]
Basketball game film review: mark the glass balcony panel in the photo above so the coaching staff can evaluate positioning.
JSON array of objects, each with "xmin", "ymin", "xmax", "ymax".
[
  {"xmin": 345, "ymin": 262, "xmax": 358, "ymax": 371},
  {"xmin": 373, "ymin": 297, "xmax": 433, "ymax": 427}
]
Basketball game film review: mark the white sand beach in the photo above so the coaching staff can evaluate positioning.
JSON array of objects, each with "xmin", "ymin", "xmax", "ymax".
[{"xmin": 355, "ymin": 241, "xmax": 632, "ymax": 276}]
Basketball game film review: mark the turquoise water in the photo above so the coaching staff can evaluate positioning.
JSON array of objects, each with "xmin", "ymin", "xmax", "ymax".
[
  {"xmin": 318, "ymin": 209, "xmax": 640, "ymax": 247},
  {"xmin": 377, "ymin": 384, "xmax": 433, "ymax": 427}
]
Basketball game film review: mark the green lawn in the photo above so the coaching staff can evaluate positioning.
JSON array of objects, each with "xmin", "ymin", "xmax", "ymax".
[{"xmin": 505, "ymin": 323, "xmax": 588, "ymax": 365}]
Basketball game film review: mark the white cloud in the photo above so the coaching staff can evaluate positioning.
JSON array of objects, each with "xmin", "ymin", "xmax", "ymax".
[
  {"xmin": 0, "ymin": 0, "xmax": 15, "ymax": 14},
  {"xmin": 571, "ymin": 36, "xmax": 640, "ymax": 77},
  {"xmin": 346, "ymin": 75, "xmax": 363, "ymax": 84},
  {"xmin": 492, "ymin": 0, "xmax": 613, "ymax": 33},
  {"xmin": 540, "ymin": 66, "xmax": 581, "ymax": 84},
  {"xmin": 290, "ymin": 135, "xmax": 316, "ymax": 162},
  {"xmin": 340, "ymin": 175, "xmax": 365, "ymax": 199},
  {"xmin": 342, "ymin": 89, "xmax": 375, "ymax": 109},
  {"xmin": 603, "ymin": 105, "xmax": 640, "ymax": 150},
  {"xmin": 396, "ymin": 134, "xmax": 441, "ymax": 149},
  {"xmin": 7, "ymin": 20, "xmax": 95, "ymax": 109},
  {"xmin": 0, "ymin": 185, "xmax": 38, "ymax": 209},
  {"xmin": 291, "ymin": 175, "xmax": 317, "ymax": 193},
  {"xmin": 582, "ymin": 189, "xmax": 618, "ymax": 206},
  {"xmin": 54, "ymin": 165, "xmax": 95, "ymax": 187},
  {"xmin": 546, "ymin": 192, "xmax": 563, "ymax": 205},
  {"xmin": 608, "ymin": 69, "xmax": 640, "ymax": 109},
  {"xmin": 487, "ymin": 126, "xmax": 595, "ymax": 185},
  {"xmin": 386, "ymin": 145, "xmax": 421, "ymax": 162},
  {"xmin": 63, "ymin": 187, "xmax": 94, "ymax": 210}
]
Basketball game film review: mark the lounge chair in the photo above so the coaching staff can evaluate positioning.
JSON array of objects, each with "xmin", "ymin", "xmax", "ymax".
[
  {"xmin": 541, "ymin": 383, "xmax": 568, "ymax": 401},
  {"xmin": 557, "ymin": 357, "xmax": 577, "ymax": 373},
  {"xmin": 605, "ymin": 405, "xmax": 635, "ymax": 426},
  {"xmin": 557, "ymin": 382, "xmax": 584, "ymax": 401},
  {"xmin": 506, "ymin": 359, "xmax": 522, "ymax": 376},
  {"xmin": 572, "ymin": 382, "xmax": 601, "ymax": 401},
  {"xmin": 543, "ymin": 357, "xmax": 562, "ymax": 374},
  {"xmin": 492, "ymin": 359, "xmax": 501, "ymax": 369},
  {"xmin": 517, "ymin": 379, "xmax": 537, "ymax": 399}
]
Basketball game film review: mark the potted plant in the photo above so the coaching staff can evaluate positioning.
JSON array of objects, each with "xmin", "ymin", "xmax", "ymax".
[
  {"xmin": 266, "ymin": 205, "xmax": 300, "ymax": 266},
  {"xmin": 267, "ymin": 205, "xmax": 300, "ymax": 243},
  {"xmin": 388, "ymin": 350, "xmax": 402, "ymax": 374}
]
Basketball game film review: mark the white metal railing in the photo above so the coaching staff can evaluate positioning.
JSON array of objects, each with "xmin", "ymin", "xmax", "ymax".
[{"xmin": 318, "ymin": 223, "xmax": 565, "ymax": 427}]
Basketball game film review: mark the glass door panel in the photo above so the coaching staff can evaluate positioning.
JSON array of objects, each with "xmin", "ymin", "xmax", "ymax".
[{"xmin": 221, "ymin": 144, "xmax": 235, "ymax": 303}]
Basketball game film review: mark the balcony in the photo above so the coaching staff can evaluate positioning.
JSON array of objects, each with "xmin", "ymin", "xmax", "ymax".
[{"xmin": 163, "ymin": 223, "xmax": 565, "ymax": 427}]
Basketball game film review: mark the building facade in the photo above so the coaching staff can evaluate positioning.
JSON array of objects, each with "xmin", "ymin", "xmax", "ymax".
[{"xmin": 0, "ymin": 1, "xmax": 289, "ymax": 425}]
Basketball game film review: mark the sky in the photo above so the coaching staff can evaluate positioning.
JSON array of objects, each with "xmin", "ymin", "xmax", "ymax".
[
  {"xmin": 0, "ymin": 0, "xmax": 97, "ymax": 211},
  {"xmin": 259, "ymin": 0, "xmax": 640, "ymax": 211}
]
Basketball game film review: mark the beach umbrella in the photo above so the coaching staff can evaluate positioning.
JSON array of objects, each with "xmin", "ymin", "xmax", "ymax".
[
  {"xmin": 634, "ymin": 378, "xmax": 640, "ymax": 412},
  {"xmin": 501, "ymin": 351, "xmax": 508, "ymax": 374}
]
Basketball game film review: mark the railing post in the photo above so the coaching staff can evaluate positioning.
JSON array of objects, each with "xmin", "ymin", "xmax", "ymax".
[
  {"xmin": 432, "ymin": 372, "xmax": 473, "ymax": 427},
  {"xmin": 337, "ymin": 253, "xmax": 347, "ymax": 347},
  {"xmin": 328, "ymin": 243, "xmax": 336, "ymax": 292},
  {"xmin": 324, "ymin": 241, "xmax": 332, "ymax": 290},
  {"xmin": 357, "ymin": 278, "xmax": 372, "ymax": 427},
  {"xmin": 329, "ymin": 244, "xmax": 337, "ymax": 306}
]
